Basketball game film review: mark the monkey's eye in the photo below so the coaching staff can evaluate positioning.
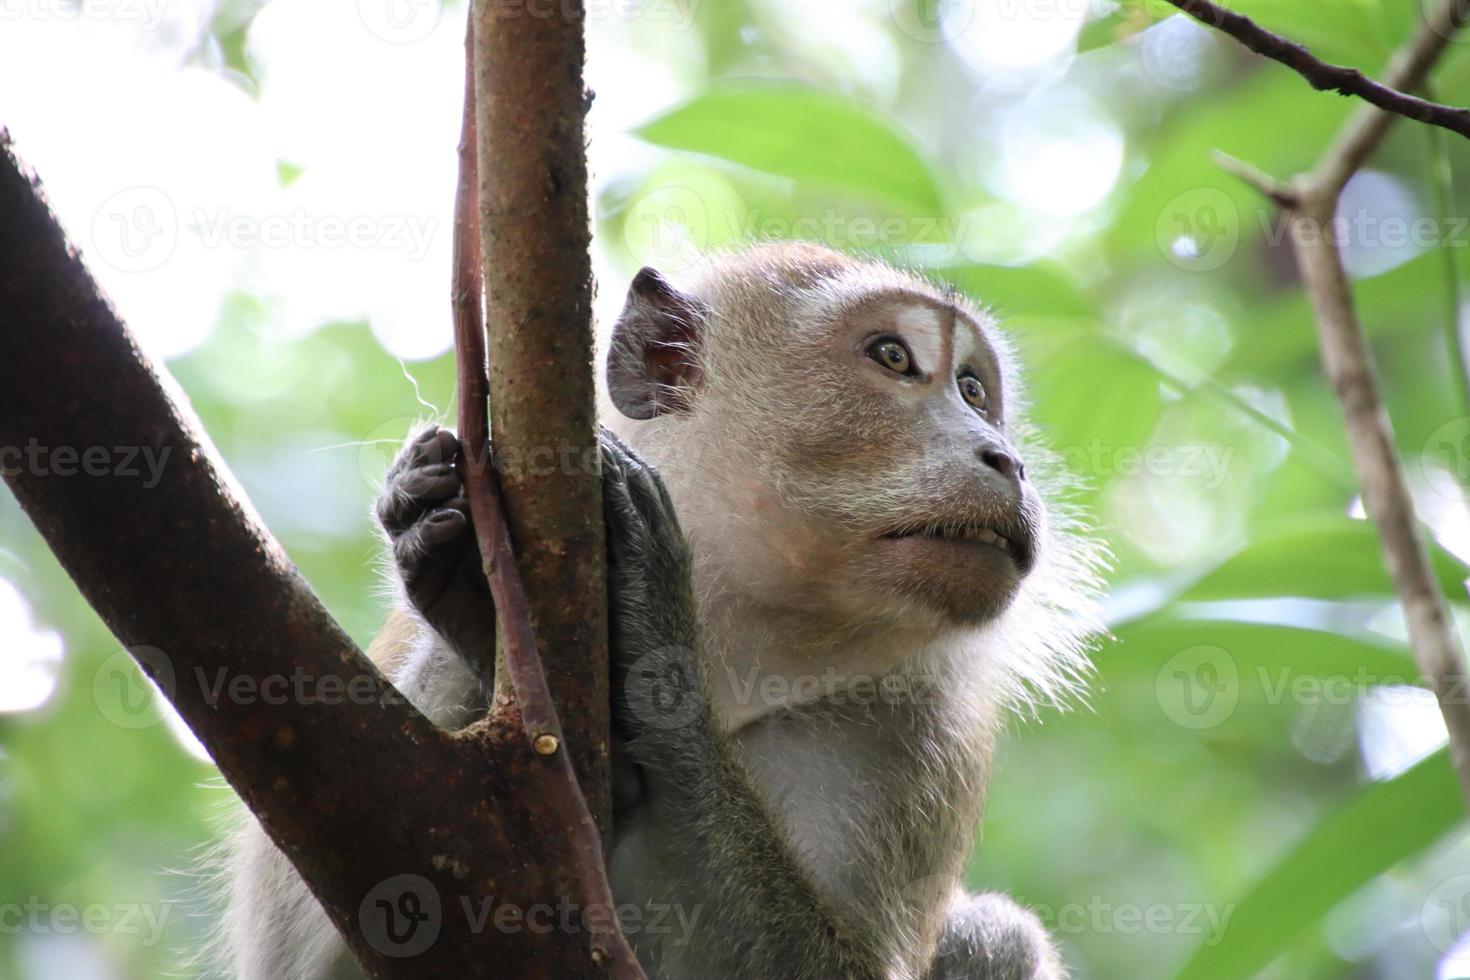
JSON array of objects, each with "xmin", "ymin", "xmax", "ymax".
[
  {"xmin": 867, "ymin": 338, "xmax": 914, "ymax": 375},
  {"xmin": 958, "ymin": 374, "xmax": 987, "ymax": 410}
]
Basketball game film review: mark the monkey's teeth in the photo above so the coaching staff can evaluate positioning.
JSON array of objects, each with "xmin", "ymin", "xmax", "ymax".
[{"xmin": 921, "ymin": 526, "xmax": 1011, "ymax": 550}]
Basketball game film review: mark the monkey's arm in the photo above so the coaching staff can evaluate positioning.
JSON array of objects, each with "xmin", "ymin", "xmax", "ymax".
[
  {"xmin": 600, "ymin": 436, "xmax": 891, "ymax": 980},
  {"xmin": 927, "ymin": 893, "xmax": 1066, "ymax": 980}
]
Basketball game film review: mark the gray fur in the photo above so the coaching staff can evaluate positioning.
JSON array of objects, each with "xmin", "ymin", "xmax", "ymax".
[{"xmin": 222, "ymin": 244, "xmax": 1101, "ymax": 980}]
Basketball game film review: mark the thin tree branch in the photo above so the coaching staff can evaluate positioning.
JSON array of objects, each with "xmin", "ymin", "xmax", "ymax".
[
  {"xmin": 1211, "ymin": 149, "xmax": 1297, "ymax": 208},
  {"xmin": 472, "ymin": 0, "xmax": 614, "ymax": 840},
  {"xmin": 452, "ymin": 14, "xmax": 643, "ymax": 976},
  {"xmin": 2, "ymin": 0, "xmax": 629, "ymax": 973},
  {"xmin": 1164, "ymin": 0, "xmax": 1470, "ymax": 141},
  {"xmin": 452, "ymin": 14, "xmax": 494, "ymax": 692},
  {"xmin": 1208, "ymin": 0, "xmax": 1470, "ymax": 808},
  {"xmin": 1312, "ymin": 0, "xmax": 1470, "ymax": 195},
  {"xmin": 1289, "ymin": 188, "xmax": 1470, "ymax": 811}
]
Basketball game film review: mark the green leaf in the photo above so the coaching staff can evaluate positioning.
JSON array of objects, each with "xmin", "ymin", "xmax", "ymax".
[
  {"xmin": 1107, "ymin": 617, "xmax": 1419, "ymax": 698},
  {"xmin": 1076, "ymin": 1, "xmax": 1174, "ymax": 53},
  {"xmin": 1109, "ymin": 70, "xmax": 1349, "ymax": 267},
  {"xmin": 1171, "ymin": 750, "xmax": 1464, "ymax": 980},
  {"xmin": 633, "ymin": 82, "xmax": 944, "ymax": 214},
  {"xmin": 944, "ymin": 263, "xmax": 1095, "ymax": 320},
  {"xmin": 1226, "ymin": 251, "xmax": 1453, "ymax": 378},
  {"xmin": 1225, "ymin": 0, "xmax": 1393, "ymax": 66},
  {"xmin": 1014, "ymin": 321, "xmax": 1167, "ymax": 461},
  {"xmin": 1181, "ymin": 515, "xmax": 1470, "ymax": 602}
]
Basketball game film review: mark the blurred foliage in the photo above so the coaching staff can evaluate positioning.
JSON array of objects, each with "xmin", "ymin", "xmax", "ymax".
[{"xmin": 5, "ymin": 0, "xmax": 1470, "ymax": 978}]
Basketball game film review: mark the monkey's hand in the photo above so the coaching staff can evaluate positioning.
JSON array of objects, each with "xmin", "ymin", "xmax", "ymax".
[
  {"xmin": 376, "ymin": 425, "xmax": 495, "ymax": 664},
  {"xmin": 599, "ymin": 429, "xmax": 705, "ymax": 750},
  {"xmin": 599, "ymin": 431, "xmax": 891, "ymax": 980},
  {"xmin": 928, "ymin": 893, "xmax": 1066, "ymax": 980}
]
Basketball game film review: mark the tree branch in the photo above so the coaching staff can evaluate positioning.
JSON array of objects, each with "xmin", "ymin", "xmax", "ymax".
[
  {"xmin": 0, "ymin": 5, "xmax": 633, "ymax": 966},
  {"xmin": 472, "ymin": 0, "xmax": 613, "ymax": 839},
  {"xmin": 0, "ymin": 127, "xmax": 445, "ymax": 974},
  {"xmin": 1164, "ymin": 0, "xmax": 1470, "ymax": 141},
  {"xmin": 1289, "ymin": 190, "xmax": 1470, "ymax": 811},
  {"xmin": 0, "ymin": 129, "xmax": 515, "ymax": 978},
  {"xmin": 1208, "ymin": 0, "xmax": 1470, "ymax": 808},
  {"xmin": 453, "ymin": 14, "xmax": 642, "ymax": 976}
]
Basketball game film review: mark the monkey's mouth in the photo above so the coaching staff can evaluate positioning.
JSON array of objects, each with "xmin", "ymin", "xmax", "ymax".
[{"xmin": 881, "ymin": 521, "xmax": 1035, "ymax": 575}]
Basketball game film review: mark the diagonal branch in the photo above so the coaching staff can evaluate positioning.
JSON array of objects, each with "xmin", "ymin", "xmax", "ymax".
[
  {"xmin": 0, "ymin": 127, "xmax": 444, "ymax": 970},
  {"xmin": 1164, "ymin": 0, "xmax": 1470, "ymax": 140},
  {"xmin": 0, "ymin": 0, "xmax": 637, "ymax": 972},
  {"xmin": 1212, "ymin": 0, "xmax": 1470, "ymax": 808},
  {"xmin": 0, "ymin": 128, "xmax": 571, "ymax": 979},
  {"xmin": 1290, "ymin": 189, "xmax": 1470, "ymax": 812}
]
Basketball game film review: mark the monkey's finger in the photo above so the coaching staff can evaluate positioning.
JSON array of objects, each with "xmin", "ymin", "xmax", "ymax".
[
  {"xmin": 597, "ymin": 425, "xmax": 647, "ymax": 466},
  {"xmin": 620, "ymin": 456, "xmax": 673, "ymax": 525},
  {"xmin": 393, "ymin": 502, "xmax": 473, "ymax": 609},
  {"xmin": 614, "ymin": 447, "xmax": 686, "ymax": 560},
  {"xmin": 387, "ymin": 425, "xmax": 460, "ymax": 479},
  {"xmin": 377, "ymin": 462, "xmax": 463, "ymax": 533},
  {"xmin": 599, "ymin": 429, "xmax": 681, "ymax": 518},
  {"xmin": 600, "ymin": 458, "xmax": 643, "ymax": 552},
  {"xmin": 600, "ymin": 436, "xmax": 656, "ymax": 546},
  {"xmin": 418, "ymin": 499, "xmax": 473, "ymax": 547},
  {"xmin": 397, "ymin": 462, "xmax": 462, "ymax": 502},
  {"xmin": 598, "ymin": 429, "xmax": 637, "ymax": 491}
]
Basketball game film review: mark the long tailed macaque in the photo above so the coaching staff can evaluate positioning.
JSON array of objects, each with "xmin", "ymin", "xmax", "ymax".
[{"xmin": 224, "ymin": 242, "xmax": 1104, "ymax": 979}]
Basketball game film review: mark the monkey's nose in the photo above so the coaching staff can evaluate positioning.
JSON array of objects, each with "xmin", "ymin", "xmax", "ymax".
[{"xmin": 978, "ymin": 446, "xmax": 1025, "ymax": 482}]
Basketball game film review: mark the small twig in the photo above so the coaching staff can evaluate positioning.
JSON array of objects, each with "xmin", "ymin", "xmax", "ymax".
[
  {"xmin": 1164, "ymin": 0, "xmax": 1470, "ymax": 141},
  {"xmin": 1314, "ymin": 0, "xmax": 1470, "ymax": 195},
  {"xmin": 1211, "ymin": 150, "xmax": 1296, "ymax": 208}
]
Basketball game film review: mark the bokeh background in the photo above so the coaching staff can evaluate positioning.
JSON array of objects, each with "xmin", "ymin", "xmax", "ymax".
[{"xmin": 4, "ymin": 0, "xmax": 1470, "ymax": 976}]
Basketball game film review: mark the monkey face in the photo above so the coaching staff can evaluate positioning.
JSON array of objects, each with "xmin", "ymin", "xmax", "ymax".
[
  {"xmin": 607, "ymin": 245, "xmax": 1050, "ymax": 635},
  {"xmin": 749, "ymin": 293, "xmax": 1043, "ymax": 627}
]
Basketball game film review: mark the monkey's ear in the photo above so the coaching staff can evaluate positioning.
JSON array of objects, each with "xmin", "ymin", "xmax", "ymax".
[{"xmin": 607, "ymin": 267, "xmax": 707, "ymax": 420}]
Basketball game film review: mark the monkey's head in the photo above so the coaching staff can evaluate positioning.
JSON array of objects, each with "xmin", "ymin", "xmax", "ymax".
[{"xmin": 606, "ymin": 243, "xmax": 1099, "ymax": 673}]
